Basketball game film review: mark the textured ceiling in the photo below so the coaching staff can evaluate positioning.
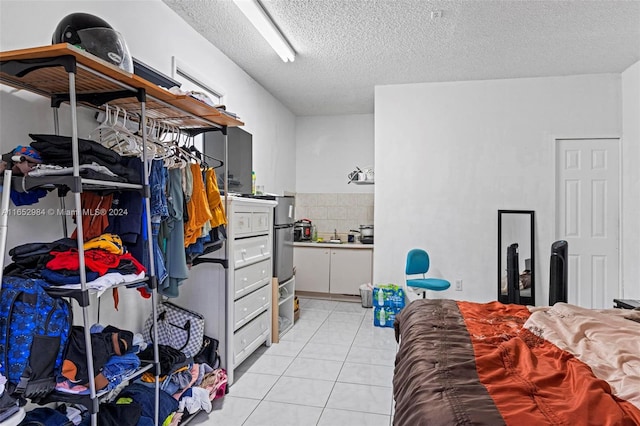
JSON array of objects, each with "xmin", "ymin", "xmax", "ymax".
[{"xmin": 163, "ymin": 0, "xmax": 640, "ymax": 116}]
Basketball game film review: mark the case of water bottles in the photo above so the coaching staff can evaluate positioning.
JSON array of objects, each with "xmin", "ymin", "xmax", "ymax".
[{"xmin": 372, "ymin": 284, "xmax": 405, "ymax": 328}]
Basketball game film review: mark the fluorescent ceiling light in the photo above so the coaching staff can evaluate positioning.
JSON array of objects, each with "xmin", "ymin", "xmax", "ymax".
[{"xmin": 233, "ymin": 0, "xmax": 295, "ymax": 62}]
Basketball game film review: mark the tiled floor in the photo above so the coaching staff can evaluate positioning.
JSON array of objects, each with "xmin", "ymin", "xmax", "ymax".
[{"xmin": 188, "ymin": 298, "xmax": 397, "ymax": 426}]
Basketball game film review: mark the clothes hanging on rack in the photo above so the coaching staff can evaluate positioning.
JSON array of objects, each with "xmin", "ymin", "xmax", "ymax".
[
  {"xmin": 159, "ymin": 168, "xmax": 189, "ymax": 297},
  {"xmin": 105, "ymin": 158, "xmax": 144, "ymax": 265},
  {"xmin": 149, "ymin": 160, "xmax": 169, "ymax": 220},
  {"xmin": 205, "ymin": 168, "xmax": 226, "ymax": 228},
  {"xmin": 183, "ymin": 163, "xmax": 213, "ymax": 247},
  {"xmin": 183, "ymin": 166, "xmax": 193, "ymax": 203},
  {"xmin": 71, "ymin": 192, "xmax": 114, "ymax": 242},
  {"xmin": 149, "ymin": 159, "xmax": 169, "ymax": 286}
]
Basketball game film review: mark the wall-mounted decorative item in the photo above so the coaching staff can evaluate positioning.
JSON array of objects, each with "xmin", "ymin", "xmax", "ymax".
[{"xmin": 498, "ymin": 210, "xmax": 535, "ymax": 306}]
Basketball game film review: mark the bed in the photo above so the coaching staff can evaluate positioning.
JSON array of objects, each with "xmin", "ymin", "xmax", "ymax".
[{"xmin": 393, "ymin": 299, "xmax": 640, "ymax": 425}]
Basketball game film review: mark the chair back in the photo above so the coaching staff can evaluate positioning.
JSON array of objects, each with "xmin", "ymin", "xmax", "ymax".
[{"xmin": 406, "ymin": 249, "xmax": 430, "ymax": 276}]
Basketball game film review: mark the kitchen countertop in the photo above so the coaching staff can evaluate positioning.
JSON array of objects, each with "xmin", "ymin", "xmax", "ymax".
[{"xmin": 294, "ymin": 241, "xmax": 374, "ymax": 249}]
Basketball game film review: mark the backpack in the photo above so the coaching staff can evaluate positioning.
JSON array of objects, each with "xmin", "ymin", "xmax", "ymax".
[{"xmin": 0, "ymin": 277, "xmax": 72, "ymax": 399}]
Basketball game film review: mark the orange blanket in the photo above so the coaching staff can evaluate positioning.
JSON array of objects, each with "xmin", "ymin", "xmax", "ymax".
[{"xmin": 393, "ymin": 299, "xmax": 640, "ymax": 426}]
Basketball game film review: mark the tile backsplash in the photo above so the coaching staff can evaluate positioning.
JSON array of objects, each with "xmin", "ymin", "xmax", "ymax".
[{"xmin": 295, "ymin": 193, "xmax": 374, "ymax": 241}]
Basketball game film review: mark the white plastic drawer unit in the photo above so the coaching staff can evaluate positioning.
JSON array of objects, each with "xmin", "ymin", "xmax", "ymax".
[
  {"xmin": 234, "ymin": 311, "xmax": 270, "ymax": 364},
  {"xmin": 233, "ymin": 210, "xmax": 270, "ymax": 237},
  {"xmin": 234, "ymin": 259, "xmax": 271, "ymax": 300},
  {"xmin": 234, "ymin": 285, "xmax": 270, "ymax": 330},
  {"xmin": 233, "ymin": 235, "xmax": 271, "ymax": 269}
]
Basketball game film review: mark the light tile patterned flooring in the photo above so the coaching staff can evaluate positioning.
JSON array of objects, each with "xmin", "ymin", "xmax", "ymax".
[{"xmin": 188, "ymin": 298, "xmax": 397, "ymax": 426}]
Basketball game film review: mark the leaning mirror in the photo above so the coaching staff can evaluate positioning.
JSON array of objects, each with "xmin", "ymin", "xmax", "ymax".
[{"xmin": 498, "ymin": 210, "xmax": 535, "ymax": 306}]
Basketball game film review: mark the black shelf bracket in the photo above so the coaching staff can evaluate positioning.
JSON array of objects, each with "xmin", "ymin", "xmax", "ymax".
[
  {"xmin": 0, "ymin": 55, "xmax": 77, "ymax": 78},
  {"xmin": 183, "ymin": 125, "xmax": 226, "ymax": 137},
  {"xmin": 148, "ymin": 275, "xmax": 158, "ymax": 290},
  {"xmin": 191, "ymin": 257, "xmax": 228, "ymax": 268},
  {"xmin": 51, "ymin": 90, "xmax": 134, "ymax": 108},
  {"xmin": 44, "ymin": 287, "xmax": 90, "ymax": 307},
  {"xmin": 51, "ymin": 87, "xmax": 146, "ymax": 108}
]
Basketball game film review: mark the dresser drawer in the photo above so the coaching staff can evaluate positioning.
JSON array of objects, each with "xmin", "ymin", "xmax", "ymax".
[
  {"xmin": 234, "ymin": 259, "xmax": 271, "ymax": 300},
  {"xmin": 234, "ymin": 210, "xmax": 270, "ymax": 237},
  {"xmin": 234, "ymin": 311, "xmax": 270, "ymax": 365},
  {"xmin": 233, "ymin": 211, "xmax": 253, "ymax": 236},
  {"xmin": 234, "ymin": 285, "xmax": 270, "ymax": 330},
  {"xmin": 233, "ymin": 235, "xmax": 271, "ymax": 269},
  {"xmin": 252, "ymin": 212, "xmax": 269, "ymax": 233}
]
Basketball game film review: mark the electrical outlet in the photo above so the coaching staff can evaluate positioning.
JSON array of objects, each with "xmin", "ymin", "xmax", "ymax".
[{"xmin": 455, "ymin": 279, "xmax": 463, "ymax": 291}]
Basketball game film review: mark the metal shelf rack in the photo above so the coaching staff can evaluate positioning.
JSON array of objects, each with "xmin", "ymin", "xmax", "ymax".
[{"xmin": 0, "ymin": 43, "xmax": 242, "ymax": 426}]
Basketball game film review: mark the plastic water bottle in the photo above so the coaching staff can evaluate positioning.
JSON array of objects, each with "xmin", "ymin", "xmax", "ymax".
[
  {"xmin": 379, "ymin": 307, "xmax": 386, "ymax": 326},
  {"xmin": 377, "ymin": 288, "xmax": 385, "ymax": 307},
  {"xmin": 251, "ymin": 171, "xmax": 256, "ymax": 195}
]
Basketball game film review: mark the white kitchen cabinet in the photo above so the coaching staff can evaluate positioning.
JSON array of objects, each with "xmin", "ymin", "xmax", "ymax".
[
  {"xmin": 329, "ymin": 248, "xmax": 373, "ymax": 295},
  {"xmin": 294, "ymin": 247, "xmax": 331, "ymax": 292},
  {"xmin": 294, "ymin": 244, "xmax": 373, "ymax": 295}
]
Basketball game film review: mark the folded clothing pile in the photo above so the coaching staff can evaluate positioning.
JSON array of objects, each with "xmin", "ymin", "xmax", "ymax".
[
  {"xmin": 41, "ymin": 233, "xmax": 146, "ymax": 287},
  {"xmin": 29, "ymin": 134, "xmax": 141, "ymax": 184},
  {"xmin": 59, "ymin": 324, "xmax": 139, "ymax": 393},
  {"xmin": 3, "ymin": 238, "xmax": 77, "ymax": 278}
]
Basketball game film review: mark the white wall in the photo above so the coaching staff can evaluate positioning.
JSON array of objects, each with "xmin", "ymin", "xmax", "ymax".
[
  {"xmin": 0, "ymin": 0, "xmax": 296, "ymax": 327},
  {"xmin": 621, "ymin": 61, "xmax": 640, "ymax": 300},
  {"xmin": 374, "ymin": 74, "xmax": 622, "ymax": 305},
  {"xmin": 296, "ymin": 114, "xmax": 374, "ymax": 193}
]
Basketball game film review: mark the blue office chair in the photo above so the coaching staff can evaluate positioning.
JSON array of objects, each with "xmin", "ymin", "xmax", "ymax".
[{"xmin": 405, "ymin": 249, "xmax": 451, "ymax": 298}]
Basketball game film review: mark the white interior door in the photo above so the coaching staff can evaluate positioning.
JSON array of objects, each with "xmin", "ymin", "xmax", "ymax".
[{"xmin": 556, "ymin": 138, "xmax": 620, "ymax": 309}]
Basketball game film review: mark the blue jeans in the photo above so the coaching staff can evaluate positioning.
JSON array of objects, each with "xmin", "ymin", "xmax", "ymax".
[
  {"xmin": 149, "ymin": 160, "xmax": 168, "ymax": 219},
  {"xmin": 151, "ymin": 222, "xmax": 168, "ymax": 285}
]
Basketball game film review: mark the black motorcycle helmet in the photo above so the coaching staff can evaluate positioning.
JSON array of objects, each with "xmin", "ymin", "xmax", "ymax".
[{"xmin": 52, "ymin": 13, "xmax": 133, "ymax": 73}]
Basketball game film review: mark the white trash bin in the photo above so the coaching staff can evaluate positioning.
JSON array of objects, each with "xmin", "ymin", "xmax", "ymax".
[{"xmin": 359, "ymin": 283, "xmax": 373, "ymax": 308}]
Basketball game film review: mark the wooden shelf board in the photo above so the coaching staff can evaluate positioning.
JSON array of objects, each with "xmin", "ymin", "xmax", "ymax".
[{"xmin": 0, "ymin": 44, "xmax": 243, "ymax": 128}]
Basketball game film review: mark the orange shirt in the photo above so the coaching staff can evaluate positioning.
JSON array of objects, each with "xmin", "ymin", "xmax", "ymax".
[{"xmin": 184, "ymin": 163, "xmax": 213, "ymax": 247}]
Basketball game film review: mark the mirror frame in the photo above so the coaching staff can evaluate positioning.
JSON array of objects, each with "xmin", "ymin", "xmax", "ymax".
[{"xmin": 497, "ymin": 210, "xmax": 535, "ymax": 305}]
